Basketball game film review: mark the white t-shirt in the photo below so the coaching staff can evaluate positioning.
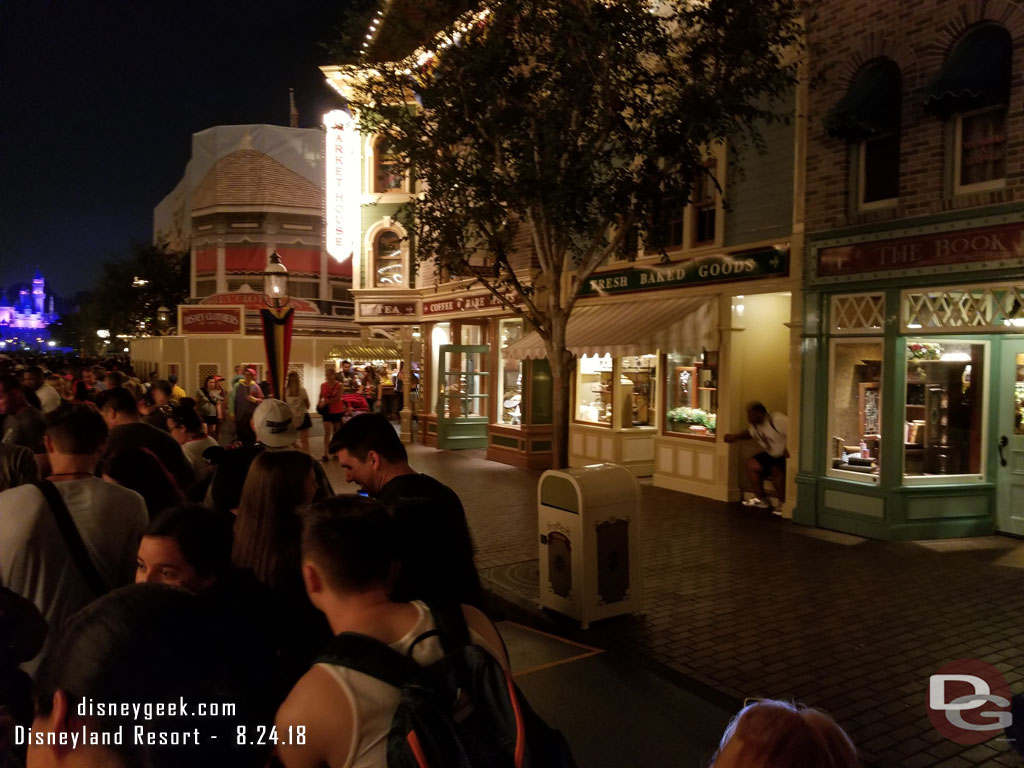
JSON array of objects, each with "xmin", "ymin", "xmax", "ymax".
[
  {"xmin": 0, "ymin": 477, "xmax": 148, "ymax": 670},
  {"xmin": 318, "ymin": 601, "xmax": 505, "ymax": 768},
  {"xmin": 35, "ymin": 384, "xmax": 63, "ymax": 413},
  {"xmin": 749, "ymin": 412, "xmax": 788, "ymax": 457},
  {"xmin": 285, "ymin": 387, "xmax": 310, "ymax": 428}
]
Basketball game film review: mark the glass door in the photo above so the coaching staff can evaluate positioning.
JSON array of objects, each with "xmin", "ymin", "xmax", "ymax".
[
  {"xmin": 996, "ymin": 340, "xmax": 1024, "ymax": 535},
  {"xmin": 436, "ymin": 344, "xmax": 490, "ymax": 450}
]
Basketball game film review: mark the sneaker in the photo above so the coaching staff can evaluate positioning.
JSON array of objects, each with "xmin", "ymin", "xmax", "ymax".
[
  {"xmin": 770, "ymin": 507, "xmax": 783, "ymax": 517},
  {"xmin": 741, "ymin": 497, "xmax": 770, "ymax": 509}
]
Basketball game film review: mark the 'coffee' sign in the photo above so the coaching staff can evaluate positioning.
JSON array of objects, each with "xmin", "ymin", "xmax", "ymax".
[
  {"xmin": 578, "ymin": 247, "xmax": 789, "ymax": 297},
  {"xmin": 423, "ymin": 292, "xmax": 516, "ymax": 316},
  {"xmin": 817, "ymin": 221, "xmax": 1024, "ymax": 277},
  {"xmin": 179, "ymin": 306, "xmax": 244, "ymax": 335}
]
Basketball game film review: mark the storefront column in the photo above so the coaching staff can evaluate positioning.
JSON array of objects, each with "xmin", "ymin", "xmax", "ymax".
[{"xmin": 400, "ymin": 325, "xmax": 414, "ymax": 443}]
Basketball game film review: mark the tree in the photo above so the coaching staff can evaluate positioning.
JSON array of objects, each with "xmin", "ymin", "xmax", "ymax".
[
  {"xmin": 63, "ymin": 241, "xmax": 189, "ymax": 351},
  {"xmin": 344, "ymin": 0, "xmax": 802, "ymax": 467}
]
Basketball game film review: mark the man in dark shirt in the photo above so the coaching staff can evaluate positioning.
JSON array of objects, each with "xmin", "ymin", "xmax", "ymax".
[
  {"xmin": 95, "ymin": 387, "xmax": 195, "ymax": 490},
  {"xmin": 329, "ymin": 413, "xmax": 483, "ymax": 607}
]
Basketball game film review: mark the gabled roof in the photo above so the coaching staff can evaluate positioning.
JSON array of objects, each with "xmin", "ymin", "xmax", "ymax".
[{"xmin": 191, "ymin": 149, "xmax": 321, "ymax": 211}]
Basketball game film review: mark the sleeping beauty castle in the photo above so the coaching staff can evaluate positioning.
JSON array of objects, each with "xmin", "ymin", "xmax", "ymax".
[{"xmin": 0, "ymin": 271, "xmax": 60, "ymax": 347}]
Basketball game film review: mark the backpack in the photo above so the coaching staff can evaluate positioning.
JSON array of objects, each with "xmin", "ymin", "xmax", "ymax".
[{"xmin": 315, "ymin": 602, "xmax": 577, "ymax": 768}]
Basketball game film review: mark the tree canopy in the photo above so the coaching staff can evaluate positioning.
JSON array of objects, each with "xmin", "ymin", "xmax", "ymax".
[{"xmin": 343, "ymin": 0, "xmax": 802, "ymax": 465}]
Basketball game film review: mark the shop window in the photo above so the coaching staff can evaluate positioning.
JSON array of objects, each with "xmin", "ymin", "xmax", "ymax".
[
  {"xmin": 620, "ymin": 355, "xmax": 657, "ymax": 428},
  {"xmin": 498, "ymin": 319, "xmax": 524, "ymax": 425},
  {"xmin": 904, "ymin": 340, "xmax": 987, "ymax": 481},
  {"xmin": 290, "ymin": 279, "xmax": 319, "ymax": 299},
  {"xmin": 827, "ymin": 340, "xmax": 883, "ymax": 483},
  {"xmin": 373, "ymin": 137, "xmax": 405, "ymax": 193},
  {"xmin": 956, "ymin": 106, "xmax": 1007, "ymax": 191},
  {"xmin": 373, "ymin": 230, "xmax": 405, "ymax": 287},
  {"xmin": 576, "ymin": 354, "xmax": 613, "ymax": 426},
  {"xmin": 664, "ymin": 351, "xmax": 716, "ymax": 436},
  {"xmin": 1014, "ymin": 353, "xmax": 1024, "ymax": 435},
  {"xmin": 194, "ymin": 279, "xmax": 216, "ymax": 298}
]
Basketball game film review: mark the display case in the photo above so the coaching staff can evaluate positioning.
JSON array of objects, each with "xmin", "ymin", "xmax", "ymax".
[
  {"xmin": 498, "ymin": 319, "xmax": 524, "ymax": 425},
  {"xmin": 827, "ymin": 341, "xmax": 883, "ymax": 481},
  {"xmin": 575, "ymin": 354, "xmax": 613, "ymax": 425},
  {"xmin": 664, "ymin": 351, "xmax": 717, "ymax": 436},
  {"xmin": 620, "ymin": 355, "xmax": 657, "ymax": 428}
]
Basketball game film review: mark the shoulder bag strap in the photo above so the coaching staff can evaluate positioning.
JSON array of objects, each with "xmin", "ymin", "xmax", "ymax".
[
  {"xmin": 35, "ymin": 481, "xmax": 111, "ymax": 597},
  {"xmin": 316, "ymin": 631, "xmax": 420, "ymax": 688}
]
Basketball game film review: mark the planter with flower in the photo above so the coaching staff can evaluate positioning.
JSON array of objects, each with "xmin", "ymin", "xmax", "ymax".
[{"xmin": 666, "ymin": 406, "xmax": 716, "ymax": 435}]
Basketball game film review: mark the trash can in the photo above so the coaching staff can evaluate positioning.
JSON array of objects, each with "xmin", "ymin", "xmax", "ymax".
[{"xmin": 537, "ymin": 463, "xmax": 641, "ymax": 627}]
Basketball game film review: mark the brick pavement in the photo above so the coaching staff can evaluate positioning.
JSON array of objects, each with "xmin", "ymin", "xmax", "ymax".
[{"xmin": 325, "ymin": 445, "xmax": 1024, "ymax": 767}]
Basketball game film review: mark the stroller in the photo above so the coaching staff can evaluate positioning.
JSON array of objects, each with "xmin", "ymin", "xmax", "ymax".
[{"xmin": 340, "ymin": 394, "xmax": 370, "ymax": 423}]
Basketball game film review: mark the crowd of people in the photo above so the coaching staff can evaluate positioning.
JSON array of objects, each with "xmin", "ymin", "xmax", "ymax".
[{"xmin": 0, "ymin": 353, "xmax": 863, "ymax": 767}]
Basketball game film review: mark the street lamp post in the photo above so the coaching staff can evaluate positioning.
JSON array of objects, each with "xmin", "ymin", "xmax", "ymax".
[
  {"xmin": 260, "ymin": 252, "xmax": 294, "ymax": 399},
  {"xmin": 156, "ymin": 306, "xmax": 172, "ymax": 336}
]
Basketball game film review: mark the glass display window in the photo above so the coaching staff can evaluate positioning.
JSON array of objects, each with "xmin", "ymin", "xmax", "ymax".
[
  {"xmin": 903, "ymin": 339, "xmax": 988, "ymax": 482},
  {"xmin": 664, "ymin": 351, "xmax": 717, "ymax": 437},
  {"xmin": 620, "ymin": 355, "xmax": 657, "ymax": 428},
  {"xmin": 498, "ymin": 320, "xmax": 524, "ymax": 425},
  {"xmin": 827, "ymin": 340, "xmax": 883, "ymax": 483},
  {"xmin": 575, "ymin": 354, "xmax": 613, "ymax": 426}
]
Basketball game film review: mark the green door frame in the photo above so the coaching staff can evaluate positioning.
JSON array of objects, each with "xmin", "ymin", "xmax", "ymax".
[{"xmin": 436, "ymin": 344, "xmax": 490, "ymax": 450}]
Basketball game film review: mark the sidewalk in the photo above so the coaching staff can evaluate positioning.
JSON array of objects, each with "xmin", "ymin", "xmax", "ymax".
[{"xmin": 324, "ymin": 445, "xmax": 1024, "ymax": 768}]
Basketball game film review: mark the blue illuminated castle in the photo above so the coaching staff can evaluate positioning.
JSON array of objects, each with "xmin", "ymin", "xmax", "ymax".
[{"xmin": 0, "ymin": 270, "xmax": 59, "ymax": 346}]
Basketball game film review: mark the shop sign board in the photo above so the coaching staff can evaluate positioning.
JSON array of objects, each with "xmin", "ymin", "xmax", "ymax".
[
  {"xmin": 578, "ymin": 247, "xmax": 789, "ymax": 297},
  {"xmin": 423, "ymin": 292, "xmax": 517, "ymax": 316},
  {"xmin": 359, "ymin": 301, "xmax": 418, "ymax": 318},
  {"xmin": 817, "ymin": 221, "xmax": 1024, "ymax": 277},
  {"xmin": 199, "ymin": 292, "xmax": 320, "ymax": 315},
  {"xmin": 179, "ymin": 306, "xmax": 244, "ymax": 335}
]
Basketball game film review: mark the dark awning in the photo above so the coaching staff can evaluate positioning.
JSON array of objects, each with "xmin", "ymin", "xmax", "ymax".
[
  {"xmin": 923, "ymin": 24, "xmax": 1011, "ymax": 116},
  {"xmin": 824, "ymin": 58, "xmax": 901, "ymax": 141}
]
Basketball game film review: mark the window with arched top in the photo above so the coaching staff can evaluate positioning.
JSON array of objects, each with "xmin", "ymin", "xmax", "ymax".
[
  {"xmin": 373, "ymin": 230, "xmax": 405, "ymax": 287},
  {"xmin": 924, "ymin": 23, "xmax": 1011, "ymax": 193},
  {"xmin": 825, "ymin": 57, "xmax": 902, "ymax": 209},
  {"xmin": 373, "ymin": 137, "xmax": 405, "ymax": 193}
]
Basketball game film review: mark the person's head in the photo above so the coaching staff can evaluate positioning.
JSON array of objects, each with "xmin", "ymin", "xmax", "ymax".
[
  {"xmin": 0, "ymin": 374, "xmax": 28, "ymax": 415},
  {"xmin": 234, "ymin": 450, "xmax": 316, "ymax": 588},
  {"xmin": 168, "ymin": 374, "xmax": 179, "ymax": 386},
  {"xmin": 71, "ymin": 379, "xmax": 90, "ymax": 402},
  {"xmin": 166, "ymin": 398, "xmax": 204, "ymax": 443},
  {"xmin": 243, "ymin": 367, "xmax": 256, "ymax": 384},
  {"xmin": 44, "ymin": 404, "xmax": 108, "ymax": 458},
  {"xmin": 101, "ymin": 448, "xmax": 184, "ymax": 519},
  {"xmin": 746, "ymin": 401, "xmax": 768, "ymax": 426},
  {"xmin": 329, "ymin": 412, "xmax": 408, "ymax": 495},
  {"xmin": 91, "ymin": 365, "xmax": 106, "ymax": 382},
  {"xmin": 203, "ymin": 374, "xmax": 220, "ymax": 390},
  {"xmin": 325, "ymin": 367, "xmax": 337, "ymax": 382},
  {"xmin": 151, "ymin": 379, "xmax": 173, "ymax": 405},
  {"xmin": 710, "ymin": 699, "xmax": 859, "ymax": 768},
  {"xmin": 95, "ymin": 386, "xmax": 140, "ymax": 427},
  {"xmin": 286, "ymin": 370, "xmax": 300, "ymax": 395},
  {"xmin": 341, "ymin": 360, "xmax": 352, "ymax": 374},
  {"xmin": 300, "ymin": 495, "xmax": 395, "ymax": 608},
  {"xmin": 30, "ymin": 584, "xmax": 242, "ymax": 768},
  {"xmin": 104, "ymin": 370, "xmax": 126, "ymax": 389},
  {"xmin": 136, "ymin": 504, "xmax": 233, "ymax": 592},
  {"xmin": 234, "ymin": 365, "xmax": 242, "ymax": 375},
  {"xmin": 23, "ymin": 365, "xmax": 44, "ymax": 390},
  {"xmin": 81, "ymin": 367, "xmax": 96, "ymax": 386},
  {"xmin": 252, "ymin": 398, "xmax": 297, "ymax": 447}
]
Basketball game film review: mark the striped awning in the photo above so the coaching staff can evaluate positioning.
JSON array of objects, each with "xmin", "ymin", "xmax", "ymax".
[
  {"xmin": 503, "ymin": 296, "xmax": 718, "ymax": 360},
  {"xmin": 325, "ymin": 342, "xmax": 401, "ymax": 361}
]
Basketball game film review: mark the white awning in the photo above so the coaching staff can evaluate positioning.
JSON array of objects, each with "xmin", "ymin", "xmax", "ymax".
[{"xmin": 503, "ymin": 296, "xmax": 718, "ymax": 360}]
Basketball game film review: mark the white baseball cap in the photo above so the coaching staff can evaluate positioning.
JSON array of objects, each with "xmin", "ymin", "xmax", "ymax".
[{"xmin": 253, "ymin": 398, "xmax": 297, "ymax": 448}]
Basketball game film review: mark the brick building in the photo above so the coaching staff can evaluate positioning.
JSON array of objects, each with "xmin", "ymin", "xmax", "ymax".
[{"xmin": 796, "ymin": 0, "xmax": 1024, "ymax": 538}]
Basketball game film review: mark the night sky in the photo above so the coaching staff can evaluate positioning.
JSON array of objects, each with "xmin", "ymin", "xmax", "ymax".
[{"xmin": 0, "ymin": 0, "xmax": 356, "ymax": 298}]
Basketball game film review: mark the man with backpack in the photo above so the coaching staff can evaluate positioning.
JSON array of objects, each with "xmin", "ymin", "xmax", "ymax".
[
  {"xmin": 0, "ymin": 404, "xmax": 147, "ymax": 672},
  {"xmin": 275, "ymin": 495, "xmax": 574, "ymax": 768}
]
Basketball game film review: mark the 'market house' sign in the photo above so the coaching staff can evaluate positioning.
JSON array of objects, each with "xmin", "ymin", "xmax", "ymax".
[{"xmin": 578, "ymin": 247, "xmax": 789, "ymax": 297}]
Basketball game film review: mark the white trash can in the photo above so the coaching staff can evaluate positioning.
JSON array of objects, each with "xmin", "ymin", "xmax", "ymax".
[{"xmin": 537, "ymin": 463, "xmax": 641, "ymax": 628}]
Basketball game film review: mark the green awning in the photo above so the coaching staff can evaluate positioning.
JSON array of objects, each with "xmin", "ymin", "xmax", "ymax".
[
  {"xmin": 824, "ymin": 58, "xmax": 901, "ymax": 141},
  {"xmin": 923, "ymin": 24, "xmax": 1011, "ymax": 116}
]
